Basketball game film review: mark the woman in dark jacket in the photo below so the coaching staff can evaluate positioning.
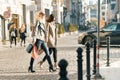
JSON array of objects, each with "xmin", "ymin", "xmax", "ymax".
[
  {"xmin": 19, "ymin": 24, "xmax": 26, "ymax": 47},
  {"xmin": 9, "ymin": 23, "xmax": 17, "ymax": 48}
]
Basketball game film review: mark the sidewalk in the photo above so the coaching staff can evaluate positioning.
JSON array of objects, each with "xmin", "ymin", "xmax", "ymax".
[
  {"xmin": 83, "ymin": 60, "xmax": 120, "ymax": 80},
  {"xmin": 0, "ymin": 40, "xmax": 10, "ymax": 50},
  {"xmin": 99, "ymin": 60, "xmax": 120, "ymax": 80}
]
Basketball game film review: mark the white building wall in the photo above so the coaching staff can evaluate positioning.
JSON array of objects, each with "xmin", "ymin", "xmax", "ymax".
[
  {"xmin": 39, "ymin": 0, "xmax": 53, "ymax": 13},
  {"xmin": 58, "ymin": 6, "xmax": 63, "ymax": 23},
  {"xmin": 0, "ymin": 0, "xmax": 33, "ymax": 40},
  {"xmin": 0, "ymin": 0, "xmax": 23, "ymax": 40},
  {"xmin": 0, "ymin": 0, "xmax": 58, "ymax": 41},
  {"xmin": 26, "ymin": 5, "xmax": 31, "ymax": 37},
  {"xmin": 0, "ymin": 18, "xmax": 2, "ymax": 41}
]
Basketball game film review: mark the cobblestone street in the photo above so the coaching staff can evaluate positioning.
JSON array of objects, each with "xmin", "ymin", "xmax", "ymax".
[{"xmin": 0, "ymin": 32, "xmax": 120, "ymax": 80}]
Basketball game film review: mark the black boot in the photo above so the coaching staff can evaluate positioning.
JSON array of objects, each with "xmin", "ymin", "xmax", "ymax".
[
  {"xmin": 28, "ymin": 66, "xmax": 35, "ymax": 73},
  {"xmin": 47, "ymin": 56, "xmax": 56, "ymax": 72},
  {"xmin": 49, "ymin": 65, "xmax": 56, "ymax": 72},
  {"xmin": 28, "ymin": 57, "xmax": 35, "ymax": 73}
]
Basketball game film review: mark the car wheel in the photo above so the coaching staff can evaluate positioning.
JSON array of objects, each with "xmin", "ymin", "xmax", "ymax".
[{"xmin": 84, "ymin": 36, "xmax": 93, "ymax": 47}]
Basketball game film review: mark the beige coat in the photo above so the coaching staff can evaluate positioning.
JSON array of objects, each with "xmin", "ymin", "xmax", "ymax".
[{"xmin": 46, "ymin": 22, "xmax": 57, "ymax": 48}]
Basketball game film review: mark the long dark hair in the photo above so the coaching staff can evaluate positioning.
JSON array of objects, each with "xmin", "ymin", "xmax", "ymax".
[{"xmin": 46, "ymin": 14, "xmax": 55, "ymax": 22}]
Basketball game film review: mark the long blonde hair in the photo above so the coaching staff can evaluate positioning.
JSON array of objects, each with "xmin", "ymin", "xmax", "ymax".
[
  {"xmin": 10, "ymin": 23, "xmax": 16, "ymax": 29},
  {"xmin": 20, "ymin": 24, "xmax": 25, "ymax": 32},
  {"xmin": 34, "ymin": 10, "xmax": 45, "ymax": 22}
]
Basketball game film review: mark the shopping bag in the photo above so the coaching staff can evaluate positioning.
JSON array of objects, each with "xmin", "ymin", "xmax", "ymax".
[
  {"xmin": 31, "ymin": 44, "xmax": 39, "ymax": 59},
  {"xmin": 26, "ymin": 44, "xmax": 33, "ymax": 53}
]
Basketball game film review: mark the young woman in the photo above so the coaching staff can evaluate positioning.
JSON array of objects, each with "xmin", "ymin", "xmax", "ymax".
[
  {"xmin": 19, "ymin": 23, "xmax": 26, "ymax": 47},
  {"xmin": 38, "ymin": 14, "xmax": 58, "ymax": 69},
  {"xmin": 9, "ymin": 23, "xmax": 17, "ymax": 48},
  {"xmin": 28, "ymin": 11, "xmax": 55, "ymax": 73}
]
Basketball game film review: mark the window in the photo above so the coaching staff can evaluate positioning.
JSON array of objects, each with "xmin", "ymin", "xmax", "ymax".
[
  {"xmin": 45, "ymin": 9, "xmax": 50, "ymax": 17},
  {"xmin": 111, "ymin": 4, "xmax": 116, "ymax": 10},
  {"xmin": 102, "ymin": 12, "xmax": 105, "ymax": 16},
  {"xmin": 103, "ymin": 24, "xmax": 117, "ymax": 31},
  {"xmin": 102, "ymin": 6, "xmax": 105, "ymax": 9}
]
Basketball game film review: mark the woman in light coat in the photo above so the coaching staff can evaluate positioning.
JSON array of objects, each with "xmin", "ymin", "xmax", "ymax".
[
  {"xmin": 38, "ymin": 14, "xmax": 58, "ymax": 69},
  {"xmin": 28, "ymin": 11, "xmax": 55, "ymax": 73}
]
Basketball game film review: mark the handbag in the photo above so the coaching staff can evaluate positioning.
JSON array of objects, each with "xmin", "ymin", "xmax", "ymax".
[{"xmin": 26, "ymin": 44, "xmax": 33, "ymax": 53}]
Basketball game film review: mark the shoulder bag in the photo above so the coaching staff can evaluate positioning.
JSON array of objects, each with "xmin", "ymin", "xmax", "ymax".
[{"xmin": 26, "ymin": 44, "xmax": 33, "ymax": 53}]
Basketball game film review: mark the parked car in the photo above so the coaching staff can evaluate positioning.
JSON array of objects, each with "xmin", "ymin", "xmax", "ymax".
[{"xmin": 78, "ymin": 22, "xmax": 120, "ymax": 46}]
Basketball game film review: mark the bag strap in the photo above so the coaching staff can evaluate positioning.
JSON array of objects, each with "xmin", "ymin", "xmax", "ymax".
[{"xmin": 38, "ymin": 22, "xmax": 46, "ymax": 35}]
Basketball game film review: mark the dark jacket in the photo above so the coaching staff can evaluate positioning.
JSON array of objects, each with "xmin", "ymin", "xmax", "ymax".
[{"xmin": 10, "ymin": 28, "xmax": 17, "ymax": 37}]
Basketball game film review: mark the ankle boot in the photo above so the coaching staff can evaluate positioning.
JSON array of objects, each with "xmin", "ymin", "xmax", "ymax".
[
  {"xmin": 28, "ymin": 66, "xmax": 35, "ymax": 73},
  {"xmin": 49, "ymin": 65, "xmax": 56, "ymax": 72},
  {"xmin": 28, "ymin": 57, "xmax": 35, "ymax": 73}
]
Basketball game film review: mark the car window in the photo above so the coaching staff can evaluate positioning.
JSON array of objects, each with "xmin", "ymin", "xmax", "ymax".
[
  {"xmin": 102, "ymin": 24, "xmax": 117, "ymax": 31},
  {"xmin": 116, "ymin": 24, "xmax": 120, "ymax": 30}
]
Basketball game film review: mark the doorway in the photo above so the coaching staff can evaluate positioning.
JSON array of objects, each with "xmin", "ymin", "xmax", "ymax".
[
  {"xmin": 12, "ymin": 14, "xmax": 19, "ymax": 28},
  {"xmin": 12, "ymin": 14, "xmax": 20, "ymax": 41}
]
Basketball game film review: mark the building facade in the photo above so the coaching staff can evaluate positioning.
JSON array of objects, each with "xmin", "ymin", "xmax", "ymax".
[
  {"xmin": 0, "ymin": 0, "xmax": 66, "ymax": 42},
  {"xmin": 0, "ymin": 0, "xmax": 25, "ymax": 41},
  {"xmin": 116, "ymin": 0, "xmax": 120, "ymax": 22}
]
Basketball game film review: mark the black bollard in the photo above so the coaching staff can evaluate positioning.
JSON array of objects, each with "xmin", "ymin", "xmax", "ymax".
[
  {"xmin": 93, "ymin": 39, "xmax": 97, "ymax": 75},
  {"xmin": 58, "ymin": 59, "xmax": 69, "ymax": 80},
  {"xmin": 77, "ymin": 47, "xmax": 83, "ymax": 80},
  {"xmin": 86, "ymin": 42, "xmax": 91, "ymax": 80},
  {"xmin": 106, "ymin": 36, "xmax": 110, "ymax": 66}
]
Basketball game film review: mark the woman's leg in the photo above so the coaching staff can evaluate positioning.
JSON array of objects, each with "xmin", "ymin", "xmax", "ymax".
[
  {"xmin": 42, "ymin": 48, "xmax": 52, "ymax": 62},
  {"xmin": 14, "ymin": 37, "xmax": 17, "ymax": 46},
  {"xmin": 10, "ymin": 37, "xmax": 13, "ymax": 48},
  {"xmin": 40, "ymin": 41, "xmax": 55, "ymax": 72},
  {"xmin": 49, "ymin": 48, "xmax": 53, "ymax": 55},
  {"xmin": 53, "ymin": 48, "xmax": 57, "ymax": 63},
  {"xmin": 52, "ymin": 48, "xmax": 58, "ymax": 69},
  {"xmin": 41, "ymin": 42, "xmax": 51, "ymax": 65},
  {"xmin": 28, "ymin": 57, "xmax": 35, "ymax": 72},
  {"xmin": 23, "ymin": 38, "xmax": 26, "ymax": 47}
]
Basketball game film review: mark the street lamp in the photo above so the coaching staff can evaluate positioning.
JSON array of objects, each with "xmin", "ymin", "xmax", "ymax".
[{"xmin": 93, "ymin": 0, "xmax": 104, "ymax": 79}]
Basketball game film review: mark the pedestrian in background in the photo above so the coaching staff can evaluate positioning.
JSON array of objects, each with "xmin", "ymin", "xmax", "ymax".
[
  {"xmin": 9, "ymin": 23, "xmax": 17, "ymax": 48},
  {"xmin": 8, "ymin": 19, "xmax": 14, "ymax": 42},
  {"xmin": 19, "ymin": 23, "xmax": 26, "ymax": 47},
  {"xmin": 28, "ymin": 10, "xmax": 55, "ymax": 73},
  {"xmin": 38, "ymin": 14, "xmax": 58, "ymax": 70}
]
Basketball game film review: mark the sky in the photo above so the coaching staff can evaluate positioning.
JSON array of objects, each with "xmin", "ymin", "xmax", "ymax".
[
  {"xmin": 85, "ymin": 0, "xmax": 96, "ymax": 4},
  {"xmin": 85, "ymin": 0, "xmax": 103, "ymax": 5}
]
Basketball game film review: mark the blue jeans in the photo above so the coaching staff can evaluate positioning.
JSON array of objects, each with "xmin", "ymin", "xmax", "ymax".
[
  {"xmin": 42, "ymin": 48, "xmax": 57, "ymax": 63},
  {"xmin": 35, "ymin": 39, "xmax": 52, "ymax": 67}
]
